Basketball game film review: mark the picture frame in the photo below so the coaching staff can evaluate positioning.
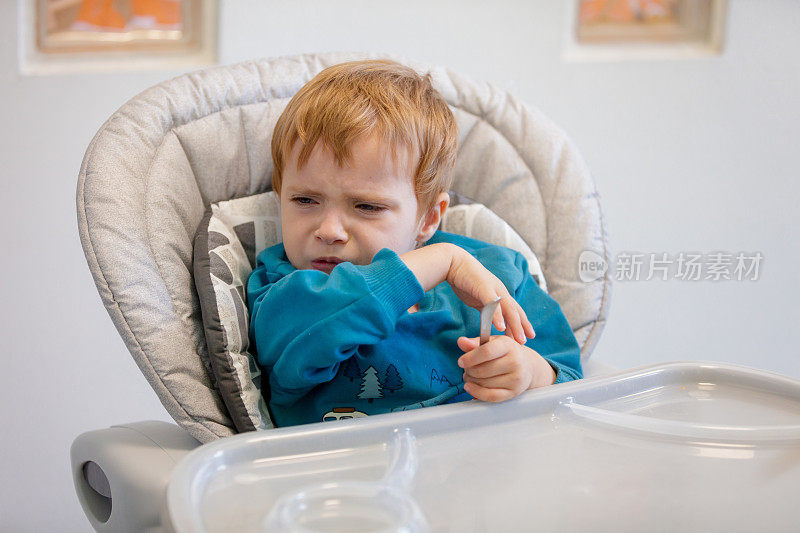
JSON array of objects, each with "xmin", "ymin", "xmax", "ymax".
[
  {"xmin": 563, "ymin": 0, "xmax": 727, "ymax": 62},
  {"xmin": 18, "ymin": 0, "xmax": 217, "ymax": 75}
]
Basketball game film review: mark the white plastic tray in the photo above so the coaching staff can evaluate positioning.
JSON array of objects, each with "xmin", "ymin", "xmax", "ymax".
[{"xmin": 166, "ymin": 362, "xmax": 800, "ymax": 532}]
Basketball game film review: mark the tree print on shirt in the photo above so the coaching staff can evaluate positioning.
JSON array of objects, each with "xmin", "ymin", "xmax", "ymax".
[
  {"xmin": 382, "ymin": 364, "xmax": 404, "ymax": 394},
  {"xmin": 340, "ymin": 356, "xmax": 362, "ymax": 382},
  {"xmin": 358, "ymin": 366, "xmax": 384, "ymax": 403}
]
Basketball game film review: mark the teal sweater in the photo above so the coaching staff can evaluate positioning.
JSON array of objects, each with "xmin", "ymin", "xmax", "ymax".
[{"xmin": 247, "ymin": 231, "xmax": 582, "ymax": 427}]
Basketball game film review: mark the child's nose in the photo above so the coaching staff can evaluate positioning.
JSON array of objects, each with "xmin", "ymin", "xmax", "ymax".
[{"xmin": 314, "ymin": 211, "xmax": 348, "ymax": 244}]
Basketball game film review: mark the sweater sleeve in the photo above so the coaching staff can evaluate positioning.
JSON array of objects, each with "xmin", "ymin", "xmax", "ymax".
[
  {"xmin": 511, "ymin": 254, "xmax": 583, "ymax": 384},
  {"xmin": 246, "ymin": 247, "xmax": 425, "ymax": 407}
]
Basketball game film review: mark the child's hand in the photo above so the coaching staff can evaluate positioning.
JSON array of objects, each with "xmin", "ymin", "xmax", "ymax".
[
  {"xmin": 456, "ymin": 336, "xmax": 556, "ymax": 402},
  {"xmin": 447, "ymin": 248, "xmax": 535, "ymax": 345}
]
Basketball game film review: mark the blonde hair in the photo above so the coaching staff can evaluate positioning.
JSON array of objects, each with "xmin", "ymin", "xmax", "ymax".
[{"xmin": 271, "ymin": 59, "xmax": 458, "ymax": 215}]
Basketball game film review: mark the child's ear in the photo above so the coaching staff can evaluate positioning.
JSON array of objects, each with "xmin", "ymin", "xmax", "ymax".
[{"xmin": 416, "ymin": 192, "xmax": 450, "ymax": 243}]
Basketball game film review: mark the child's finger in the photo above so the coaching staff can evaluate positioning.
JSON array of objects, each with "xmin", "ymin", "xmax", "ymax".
[
  {"xmin": 463, "ymin": 381, "xmax": 514, "ymax": 402},
  {"xmin": 512, "ymin": 301, "xmax": 535, "ymax": 339},
  {"xmin": 465, "ymin": 373, "xmax": 512, "ymax": 389},
  {"xmin": 510, "ymin": 301, "xmax": 535, "ymax": 340},
  {"xmin": 499, "ymin": 298, "xmax": 526, "ymax": 345},
  {"xmin": 457, "ymin": 336, "xmax": 510, "ymax": 368},
  {"xmin": 523, "ymin": 315, "xmax": 536, "ymax": 339},
  {"xmin": 457, "ymin": 336, "xmax": 480, "ymax": 352},
  {"xmin": 466, "ymin": 372, "xmax": 530, "ymax": 396},
  {"xmin": 508, "ymin": 307, "xmax": 527, "ymax": 345},
  {"xmin": 462, "ymin": 357, "xmax": 513, "ymax": 379},
  {"xmin": 492, "ymin": 305, "xmax": 506, "ymax": 332}
]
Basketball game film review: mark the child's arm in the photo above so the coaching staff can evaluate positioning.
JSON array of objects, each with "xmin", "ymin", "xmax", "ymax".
[
  {"xmin": 455, "ymin": 251, "xmax": 582, "ymax": 402},
  {"xmin": 400, "ymin": 243, "xmax": 536, "ymax": 345},
  {"xmin": 248, "ymin": 242, "xmax": 535, "ymax": 409},
  {"xmin": 248, "ymin": 247, "xmax": 425, "ymax": 406}
]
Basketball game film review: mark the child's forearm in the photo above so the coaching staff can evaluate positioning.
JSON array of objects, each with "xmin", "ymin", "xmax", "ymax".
[
  {"xmin": 399, "ymin": 242, "xmax": 460, "ymax": 292},
  {"xmin": 403, "ymin": 243, "xmax": 535, "ymax": 343},
  {"xmin": 252, "ymin": 249, "xmax": 427, "ymax": 399}
]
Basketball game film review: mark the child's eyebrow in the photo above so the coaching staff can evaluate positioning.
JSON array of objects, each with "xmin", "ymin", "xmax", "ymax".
[
  {"xmin": 347, "ymin": 193, "xmax": 396, "ymax": 206},
  {"xmin": 286, "ymin": 186, "xmax": 396, "ymax": 206},
  {"xmin": 284, "ymin": 186, "xmax": 319, "ymax": 196}
]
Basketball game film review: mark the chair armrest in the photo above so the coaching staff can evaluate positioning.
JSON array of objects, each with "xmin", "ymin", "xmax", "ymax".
[{"xmin": 71, "ymin": 421, "xmax": 202, "ymax": 533}]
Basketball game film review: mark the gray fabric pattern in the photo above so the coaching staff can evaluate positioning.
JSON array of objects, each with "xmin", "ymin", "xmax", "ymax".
[
  {"xmin": 207, "ymin": 231, "xmax": 229, "ymax": 249},
  {"xmin": 193, "ymin": 211, "xmax": 249, "ymax": 430},
  {"xmin": 209, "ymin": 251, "xmax": 233, "ymax": 285},
  {"xmin": 233, "ymin": 222, "xmax": 257, "ymax": 268},
  {"xmin": 193, "ymin": 203, "xmax": 275, "ymax": 433},
  {"xmin": 76, "ymin": 52, "xmax": 611, "ymax": 443}
]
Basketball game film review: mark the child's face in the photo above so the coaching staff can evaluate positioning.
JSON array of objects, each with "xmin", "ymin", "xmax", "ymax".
[{"xmin": 279, "ymin": 133, "xmax": 430, "ymax": 274}]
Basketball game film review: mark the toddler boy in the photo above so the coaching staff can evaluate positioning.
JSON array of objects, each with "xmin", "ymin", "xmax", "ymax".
[{"xmin": 247, "ymin": 59, "xmax": 582, "ymax": 427}]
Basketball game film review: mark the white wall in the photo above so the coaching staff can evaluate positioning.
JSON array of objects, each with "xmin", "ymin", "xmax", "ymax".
[{"xmin": 2, "ymin": 1, "xmax": 798, "ymax": 530}]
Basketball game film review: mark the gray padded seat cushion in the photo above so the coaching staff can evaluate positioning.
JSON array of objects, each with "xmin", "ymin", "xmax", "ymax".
[{"xmin": 77, "ymin": 52, "xmax": 611, "ymax": 444}]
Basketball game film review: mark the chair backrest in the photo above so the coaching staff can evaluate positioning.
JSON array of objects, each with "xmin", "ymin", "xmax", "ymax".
[{"xmin": 76, "ymin": 52, "xmax": 612, "ymax": 443}]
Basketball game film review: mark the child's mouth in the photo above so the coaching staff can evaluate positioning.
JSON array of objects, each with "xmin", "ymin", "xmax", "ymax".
[{"xmin": 311, "ymin": 258, "xmax": 343, "ymax": 273}]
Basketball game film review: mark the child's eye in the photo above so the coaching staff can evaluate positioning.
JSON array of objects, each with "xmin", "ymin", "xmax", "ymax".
[
  {"xmin": 356, "ymin": 204, "xmax": 385, "ymax": 213},
  {"xmin": 292, "ymin": 196, "xmax": 317, "ymax": 206}
]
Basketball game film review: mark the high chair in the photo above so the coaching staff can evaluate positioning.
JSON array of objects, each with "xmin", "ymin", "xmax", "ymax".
[{"xmin": 73, "ymin": 52, "xmax": 800, "ymax": 533}]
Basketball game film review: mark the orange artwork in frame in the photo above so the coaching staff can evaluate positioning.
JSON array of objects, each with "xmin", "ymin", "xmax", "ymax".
[{"xmin": 37, "ymin": 0, "xmax": 204, "ymax": 54}]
